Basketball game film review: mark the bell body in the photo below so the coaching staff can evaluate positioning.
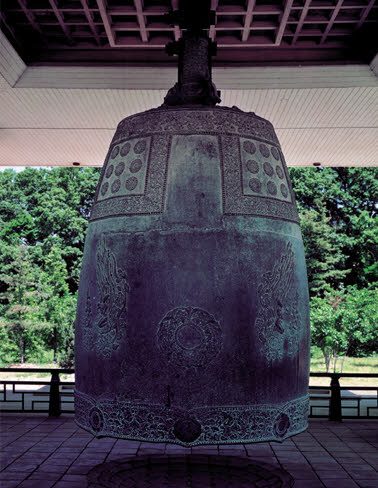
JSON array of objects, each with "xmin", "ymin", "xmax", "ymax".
[{"xmin": 75, "ymin": 106, "xmax": 310, "ymax": 446}]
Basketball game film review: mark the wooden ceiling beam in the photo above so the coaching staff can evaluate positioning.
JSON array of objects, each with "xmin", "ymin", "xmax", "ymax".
[
  {"xmin": 96, "ymin": 0, "xmax": 116, "ymax": 47},
  {"xmin": 209, "ymin": 0, "xmax": 218, "ymax": 41},
  {"xmin": 275, "ymin": 0, "xmax": 294, "ymax": 45},
  {"xmin": 15, "ymin": 0, "xmax": 48, "ymax": 44},
  {"xmin": 242, "ymin": 0, "xmax": 256, "ymax": 42},
  {"xmin": 320, "ymin": 0, "xmax": 344, "ymax": 44},
  {"xmin": 0, "ymin": 12, "xmax": 23, "ymax": 49},
  {"xmin": 15, "ymin": 21, "xmax": 103, "ymax": 26},
  {"xmin": 292, "ymin": 0, "xmax": 312, "ymax": 45},
  {"xmin": 108, "ymin": 6, "xmax": 169, "ymax": 16},
  {"xmin": 171, "ymin": 0, "xmax": 181, "ymax": 41},
  {"xmin": 79, "ymin": 0, "xmax": 101, "ymax": 46},
  {"xmin": 48, "ymin": 0, "xmax": 74, "ymax": 45},
  {"xmin": 133, "ymin": 0, "xmax": 148, "ymax": 43},
  {"xmin": 355, "ymin": 0, "xmax": 375, "ymax": 30},
  {"xmin": 113, "ymin": 23, "xmax": 172, "ymax": 31},
  {"xmin": 217, "ymin": 6, "xmax": 280, "ymax": 15}
]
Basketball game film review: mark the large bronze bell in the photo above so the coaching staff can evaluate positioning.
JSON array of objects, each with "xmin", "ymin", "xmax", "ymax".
[{"xmin": 75, "ymin": 4, "xmax": 310, "ymax": 447}]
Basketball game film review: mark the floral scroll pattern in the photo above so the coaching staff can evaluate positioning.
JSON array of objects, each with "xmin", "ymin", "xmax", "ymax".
[
  {"xmin": 75, "ymin": 389, "xmax": 309, "ymax": 447},
  {"xmin": 82, "ymin": 236, "xmax": 130, "ymax": 358},
  {"xmin": 156, "ymin": 307, "xmax": 223, "ymax": 370},
  {"xmin": 255, "ymin": 243, "xmax": 301, "ymax": 361}
]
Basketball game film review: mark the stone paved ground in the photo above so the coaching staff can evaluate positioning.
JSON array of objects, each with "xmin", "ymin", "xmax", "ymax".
[{"xmin": 0, "ymin": 416, "xmax": 377, "ymax": 488}]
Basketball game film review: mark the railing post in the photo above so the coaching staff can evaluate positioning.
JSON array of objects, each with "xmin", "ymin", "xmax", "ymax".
[
  {"xmin": 49, "ymin": 371, "xmax": 61, "ymax": 417},
  {"xmin": 329, "ymin": 373, "xmax": 342, "ymax": 421}
]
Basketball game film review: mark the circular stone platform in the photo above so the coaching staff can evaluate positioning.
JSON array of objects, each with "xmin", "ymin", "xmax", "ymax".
[{"xmin": 87, "ymin": 454, "xmax": 294, "ymax": 487}]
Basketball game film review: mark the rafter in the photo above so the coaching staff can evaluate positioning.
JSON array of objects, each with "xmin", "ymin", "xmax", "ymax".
[
  {"xmin": 79, "ymin": 0, "xmax": 101, "ymax": 45},
  {"xmin": 133, "ymin": 0, "xmax": 148, "ymax": 43},
  {"xmin": 96, "ymin": 0, "xmax": 116, "ymax": 47},
  {"xmin": 1, "ymin": 0, "xmax": 376, "ymax": 59},
  {"xmin": 275, "ymin": 0, "xmax": 294, "ymax": 46},
  {"xmin": 171, "ymin": 0, "xmax": 181, "ymax": 41},
  {"xmin": 0, "ymin": 13, "xmax": 23, "ymax": 49},
  {"xmin": 242, "ymin": 0, "xmax": 256, "ymax": 42},
  {"xmin": 16, "ymin": 0, "xmax": 48, "ymax": 44},
  {"xmin": 320, "ymin": 0, "xmax": 344, "ymax": 44},
  {"xmin": 48, "ymin": 0, "xmax": 74, "ymax": 45},
  {"xmin": 292, "ymin": 0, "xmax": 312, "ymax": 45},
  {"xmin": 209, "ymin": 0, "xmax": 218, "ymax": 41},
  {"xmin": 355, "ymin": 0, "xmax": 375, "ymax": 30}
]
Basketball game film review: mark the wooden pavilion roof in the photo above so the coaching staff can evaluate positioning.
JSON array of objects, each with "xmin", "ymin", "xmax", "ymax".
[{"xmin": 1, "ymin": 0, "xmax": 377, "ymax": 65}]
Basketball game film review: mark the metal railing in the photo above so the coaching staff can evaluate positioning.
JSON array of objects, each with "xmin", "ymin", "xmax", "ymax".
[{"xmin": 0, "ymin": 368, "xmax": 377, "ymax": 420}]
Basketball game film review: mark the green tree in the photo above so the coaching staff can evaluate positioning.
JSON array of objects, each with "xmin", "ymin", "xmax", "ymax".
[
  {"xmin": 311, "ymin": 287, "xmax": 378, "ymax": 371},
  {"xmin": 38, "ymin": 246, "xmax": 76, "ymax": 362},
  {"xmin": 0, "ymin": 167, "xmax": 101, "ymax": 293},
  {"xmin": 311, "ymin": 294, "xmax": 348, "ymax": 372},
  {"xmin": 299, "ymin": 199, "xmax": 347, "ymax": 296},
  {"xmin": 0, "ymin": 245, "xmax": 45, "ymax": 363},
  {"xmin": 342, "ymin": 286, "xmax": 378, "ymax": 357},
  {"xmin": 290, "ymin": 167, "xmax": 378, "ymax": 291}
]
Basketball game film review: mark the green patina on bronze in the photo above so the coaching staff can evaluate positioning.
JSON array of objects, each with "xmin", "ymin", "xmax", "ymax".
[{"xmin": 75, "ymin": 0, "xmax": 310, "ymax": 446}]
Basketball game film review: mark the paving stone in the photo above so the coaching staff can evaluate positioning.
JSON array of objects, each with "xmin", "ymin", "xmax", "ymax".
[
  {"xmin": 60, "ymin": 474, "xmax": 88, "ymax": 482},
  {"xmin": 284, "ymin": 469, "xmax": 318, "ymax": 480},
  {"xmin": 0, "ymin": 472, "xmax": 28, "ymax": 481},
  {"xmin": 3, "ymin": 463, "xmax": 38, "ymax": 472},
  {"xmin": 293, "ymin": 481, "xmax": 324, "ymax": 488},
  {"xmin": 0, "ymin": 481, "xmax": 21, "ymax": 488},
  {"xmin": 1, "ymin": 415, "xmax": 377, "ymax": 486},
  {"xmin": 309, "ymin": 462, "xmax": 341, "ymax": 471},
  {"xmin": 316, "ymin": 469, "xmax": 351, "ymax": 479},
  {"xmin": 114, "ymin": 440, "xmax": 140, "ymax": 448},
  {"xmin": 109, "ymin": 448, "xmax": 138, "ymax": 455},
  {"xmin": 138, "ymin": 448, "xmax": 168, "ymax": 455},
  {"xmin": 165, "ymin": 446, "xmax": 191, "ymax": 453},
  {"xmin": 38, "ymin": 463, "xmax": 70, "ymax": 473},
  {"xmin": 245, "ymin": 445, "xmax": 272, "ymax": 456},
  {"xmin": 27, "ymin": 471, "xmax": 61, "ymax": 480},
  {"xmin": 54, "ymin": 482, "xmax": 87, "ymax": 488},
  {"xmin": 322, "ymin": 480, "xmax": 359, "ymax": 488},
  {"xmin": 17, "ymin": 481, "xmax": 56, "ymax": 488},
  {"xmin": 219, "ymin": 448, "xmax": 246, "ymax": 457},
  {"xmin": 247, "ymin": 456, "xmax": 280, "ymax": 466},
  {"xmin": 348, "ymin": 471, "xmax": 378, "ymax": 480},
  {"xmin": 332, "ymin": 451, "xmax": 363, "ymax": 459},
  {"xmin": 106, "ymin": 453, "xmax": 136, "ymax": 461},
  {"xmin": 66, "ymin": 464, "xmax": 95, "ymax": 475},
  {"xmin": 42, "ymin": 457, "xmax": 75, "ymax": 465}
]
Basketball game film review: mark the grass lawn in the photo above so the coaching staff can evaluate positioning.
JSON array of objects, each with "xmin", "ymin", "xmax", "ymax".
[
  {"xmin": 310, "ymin": 354, "xmax": 378, "ymax": 387},
  {"xmin": 0, "ymin": 362, "xmax": 74, "ymax": 382},
  {"xmin": 1, "ymin": 354, "xmax": 377, "ymax": 388}
]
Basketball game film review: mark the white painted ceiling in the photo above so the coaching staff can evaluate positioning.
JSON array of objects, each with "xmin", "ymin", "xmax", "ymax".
[
  {"xmin": 1, "ymin": 32, "xmax": 378, "ymax": 168},
  {"xmin": 1, "ymin": 85, "xmax": 377, "ymax": 167}
]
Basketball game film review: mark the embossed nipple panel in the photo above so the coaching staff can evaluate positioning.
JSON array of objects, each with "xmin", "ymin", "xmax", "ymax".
[{"xmin": 75, "ymin": 3, "xmax": 310, "ymax": 447}]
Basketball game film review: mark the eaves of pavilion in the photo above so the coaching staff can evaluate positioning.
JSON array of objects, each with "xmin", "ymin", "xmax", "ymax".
[{"xmin": 0, "ymin": 0, "xmax": 377, "ymax": 168}]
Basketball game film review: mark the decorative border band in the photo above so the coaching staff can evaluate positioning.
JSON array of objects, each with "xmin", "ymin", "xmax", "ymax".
[
  {"xmin": 114, "ymin": 106, "xmax": 279, "ymax": 145},
  {"xmin": 75, "ymin": 389, "xmax": 309, "ymax": 447}
]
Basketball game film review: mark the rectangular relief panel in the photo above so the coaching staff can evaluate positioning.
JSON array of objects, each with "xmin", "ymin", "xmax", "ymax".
[
  {"xmin": 90, "ymin": 135, "xmax": 171, "ymax": 221},
  {"xmin": 220, "ymin": 135, "xmax": 299, "ymax": 224}
]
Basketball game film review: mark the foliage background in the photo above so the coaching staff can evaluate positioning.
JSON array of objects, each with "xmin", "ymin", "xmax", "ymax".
[{"xmin": 0, "ymin": 167, "xmax": 377, "ymax": 369}]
